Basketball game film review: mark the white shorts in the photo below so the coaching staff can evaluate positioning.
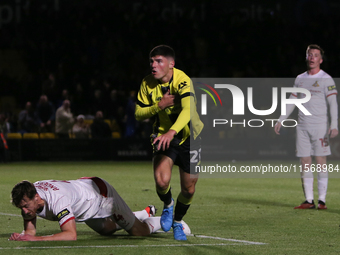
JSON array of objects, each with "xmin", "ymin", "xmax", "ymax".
[
  {"xmin": 82, "ymin": 177, "xmax": 136, "ymax": 231},
  {"xmin": 296, "ymin": 127, "xmax": 331, "ymax": 157}
]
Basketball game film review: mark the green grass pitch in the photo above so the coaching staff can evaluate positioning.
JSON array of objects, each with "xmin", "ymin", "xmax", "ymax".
[{"xmin": 0, "ymin": 160, "xmax": 340, "ymax": 255}]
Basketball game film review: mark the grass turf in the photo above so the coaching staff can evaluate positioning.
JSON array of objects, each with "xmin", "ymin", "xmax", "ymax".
[{"xmin": 0, "ymin": 160, "xmax": 340, "ymax": 255}]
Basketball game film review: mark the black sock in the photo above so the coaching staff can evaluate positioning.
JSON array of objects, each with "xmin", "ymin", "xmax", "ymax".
[
  {"xmin": 174, "ymin": 199, "xmax": 190, "ymax": 221},
  {"xmin": 157, "ymin": 188, "xmax": 172, "ymax": 206}
]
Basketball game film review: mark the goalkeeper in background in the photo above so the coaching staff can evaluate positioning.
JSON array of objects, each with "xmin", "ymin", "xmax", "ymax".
[{"xmin": 135, "ymin": 45, "xmax": 203, "ymax": 241}]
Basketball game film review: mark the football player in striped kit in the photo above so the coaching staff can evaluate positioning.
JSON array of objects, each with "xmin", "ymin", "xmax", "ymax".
[{"xmin": 135, "ymin": 45, "xmax": 203, "ymax": 240}]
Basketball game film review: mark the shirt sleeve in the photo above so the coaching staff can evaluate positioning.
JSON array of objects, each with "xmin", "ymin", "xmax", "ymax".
[
  {"xmin": 53, "ymin": 196, "xmax": 75, "ymax": 227},
  {"xmin": 135, "ymin": 81, "xmax": 161, "ymax": 121},
  {"xmin": 169, "ymin": 78, "xmax": 192, "ymax": 133},
  {"xmin": 325, "ymin": 79, "xmax": 338, "ymax": 130},
  {"xmin": 278, "ymin": 81, "xmax": 298, "ymax": 122},
  {"xmin": 327, "ymin": 94, "xmax": 338, "ymax": 130}
]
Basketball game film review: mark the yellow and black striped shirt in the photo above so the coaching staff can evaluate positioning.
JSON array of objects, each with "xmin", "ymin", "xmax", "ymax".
[{"xmin": 135, "ymin": 68, "xmax": 203, "ymax": 144}]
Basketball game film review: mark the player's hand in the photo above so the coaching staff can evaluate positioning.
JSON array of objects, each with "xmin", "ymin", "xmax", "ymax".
[
  {"xmin": 158, "ymin": 90, "xmax": 175, "ymax": 110},
  {"xmin": 9, "ymin": 233, "xmax": 36, "ymax": 241},
  {"xmin": 329, "ymin": 128, "xmax": 339, "ymax": 138},
  {"xmin": 274, "ymin": 122, "xmax": 281, "ymax": 135},
  {"xmin": 153, "ymin": 130, "xmax": 177, "ymax": 151}
]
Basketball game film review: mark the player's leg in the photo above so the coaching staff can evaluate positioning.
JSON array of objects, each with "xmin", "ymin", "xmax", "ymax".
[
  {"xmin": 171, "ymin": 168, "xmax": 198, "ymax": 240},
  {"xmin": 312, "ymin": 127, "xmax": 330, "ymax": 209},
  {"xmin": 315, "ymin": 156, "xmax": 328, "ymax": 209},
  {"xmin": 172, "ymin": 136, "xmax": 200, "ymax": 240},
  {"xmin": 127, "ymin": 216, "xmax": 162, "ymax": 236},
  {"xmin": 85, "ymin": 208, "xmax": 159, "ymax": 236},
  {"xmin": 87, "ymin": 177, "xmax": 160, "ymax": 236},
  {"xmin": 297, "ymin": 156, "xmax": 315, "ymax": 206},
  {"xmin": 153, "ymin": 154, "xmax": 174, "ymax": 232},
  {"xmin": 295, "ymin": 129, "xmax": 315, "ymax": 209},
  {"xmin": 134, "ymin": 205, "xmax": 157, "ymax": 221},
  {"xmin": 85, "ymin": 216, "xmax": 118, "ymax": 236}
]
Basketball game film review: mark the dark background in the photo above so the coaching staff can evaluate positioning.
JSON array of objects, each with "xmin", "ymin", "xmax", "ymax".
[{"xmin": 1, "ymin": 0, "xmax": 339, "ymax": 105}]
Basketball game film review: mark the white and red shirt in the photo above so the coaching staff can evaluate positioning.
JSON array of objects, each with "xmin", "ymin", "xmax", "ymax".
[
  {"xmin": 34, "ymin": 178, "xmax": 108, "ymax": 227},
  {"xmin": 279, "ymin": 69, "xmax": 338, "ymax": 130}
]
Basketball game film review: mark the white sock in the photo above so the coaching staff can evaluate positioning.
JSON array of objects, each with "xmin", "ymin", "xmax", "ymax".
[
  {"xmin": 301, "ymin": 169, "xmax": 314, "ymax": 203},
  {"xmin": 144, "ymin": 216, "xmax": 161, "ymax": 234},
  {"xmin": 165, "ymin": 199, "xmax": 174, "ymax": 208},
  {"xmin": 133, "ymin": 209, "xmax": 149, "ymax": 221},
  {"xmin": 318, "ymin": 170, "xmax": 328, "ymax": 203}
]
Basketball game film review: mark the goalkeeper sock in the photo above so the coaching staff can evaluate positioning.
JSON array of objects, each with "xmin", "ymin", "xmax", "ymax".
[
  {"xmin": 156, "ymin": 185, "xmax": 172, "ymax": 206},
  {"xmin": 174, "ymin": 192, "xmax": 192, "ymax": 222}
]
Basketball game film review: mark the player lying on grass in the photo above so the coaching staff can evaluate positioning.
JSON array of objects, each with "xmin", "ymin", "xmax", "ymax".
[{"xmin": 9, "ymin": 177, "xmax": 160, "ymax": 241}]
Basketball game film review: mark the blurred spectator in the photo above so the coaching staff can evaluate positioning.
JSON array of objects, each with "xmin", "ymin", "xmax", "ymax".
[
  {"xmin": 42, "ymin": 72, "xmax": 59, "ymax": 105},
  {"xmin": 91, "ymin": 89, "xmax": 104, "ymax": 116},
  {"xmin": 0, "ymin": 113, "xmax": 10, "ymax": 138},
  {"xmin": 0, "ymin": 113, "xmax": 9, "ymax": 162},
  {"xmin": 18, "ymin": 102, "xmax": 39, "ymax": 134},
  {"xmin": 36, "ymin": 95, "xmax": 55, "ymax": 133},
  {"xmin": 107, "ymin": 89, "xmax": 125, "ymax": 131},
  {"xmin": 55, "ymin": 100, "xmax": 74, "ymax": 138},
  {"xmin": 124, "ymin": 90, "xmax": 137, "ymax": 138},
  {"xmin": 72, "ymin": 115, "xmax": 90, "ymax": 139},
  {"xmin": 90, "ymin": 111, "xmax": 111, "ymax": 139},
  {"xmin": 102, "ymin": 79, "xmax": 112, "ymax": 109},
  {"xmin": 56, "ymin": 89, "xmax": 72, "ymax": 109},
  {"xmin": 73, "ymin": 83, "xmax": 88, "ymax": 116}
]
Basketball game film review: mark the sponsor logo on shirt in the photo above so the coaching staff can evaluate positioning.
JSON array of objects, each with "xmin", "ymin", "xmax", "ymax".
[
  {"xmin": 178, "ymin": 81, "xmax": 187, "ymax": 90},
  {"xmin": 328, "ymin": 85, "xmax": 336, "ymax": 91},
  {"xmin": 312, "ymin": 81, "xmax": 319, "ymax": 87},
  {"xmin": 35, "ymin": 182, "xmax": 59, "ymax": 191},
  {"xmin": 57, "ymin": 209, "xmax": 70, "ymax": 221}
]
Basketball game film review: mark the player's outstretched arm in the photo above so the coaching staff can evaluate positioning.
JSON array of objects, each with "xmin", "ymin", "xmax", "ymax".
[{"xmin": 9, "ymin": 219, "xmax": 77, "ymax": 241}]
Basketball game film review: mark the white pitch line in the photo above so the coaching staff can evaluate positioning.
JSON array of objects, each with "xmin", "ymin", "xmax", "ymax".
[
  {"xmin": 195, "ymin": 235, "xmax": 266, "ymax": 245},
  {"xmin": 156, "ymin": 231, "xmax": 267, "ymax": 245},
  {"xmin": 0, "ymin": 243, "xmax": 246, "ymax": 250},
  {"xmin": 0, "ymin": 212, "xmax": 21, "ymax": 217},
  {"xmin": 1, "ymin": 212, "xmax": 267, "ymax": 246}
]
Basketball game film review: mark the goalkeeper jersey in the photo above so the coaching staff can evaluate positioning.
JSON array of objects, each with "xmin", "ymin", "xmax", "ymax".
[{"xmin": 135, "ymin": 68, "xmax": 203, "ymax": 144}]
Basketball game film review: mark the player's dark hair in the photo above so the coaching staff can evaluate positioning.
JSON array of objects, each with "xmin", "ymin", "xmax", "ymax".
[
  {"xmin": 149, "ymin": 45, "xmax": 175, "ymax": 60},
  {"xmin": 11, "ymin": 181, "xmax": 37, "ymax": 207},
  {"xmin": 306, "ymin": 44, "xmax": 324, "ymax": 59}
]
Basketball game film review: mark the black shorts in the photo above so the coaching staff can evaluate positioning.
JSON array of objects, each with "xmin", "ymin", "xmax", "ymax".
[{"xmin": 153, "ymin": 136, "xmax": 201, "ymax": 174}]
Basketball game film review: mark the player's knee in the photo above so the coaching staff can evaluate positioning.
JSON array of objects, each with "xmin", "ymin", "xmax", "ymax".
[
  {"xmin": 127, "ymin": 221, "xmax": 150, "ymax": 236},
  {"xmin": 155, "ymin": 180, "xmax": 170, "ymax": 191},
  {"xmin": 181, "ymin": 186, "xmax": 195, "ymax": 198},
  {"xmin": 300, "ymin": 157, "xmax": 312, "ymax": 168},
  {"xmin": 85, "ymin": 217, "xmax": 117, "ymax": 236},
  {"xmin": 97, "ymin": 229, "xmax": 116, "ymax": 236},
  {"xmin": 315, "ymin": 156, "xmax": 327, "ymax": 165}
]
